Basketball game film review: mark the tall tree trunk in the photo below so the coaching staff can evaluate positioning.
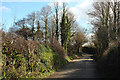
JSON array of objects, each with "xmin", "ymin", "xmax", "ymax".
[
  {"xmin": 55, "ymin": 2, "xmax": 59, "ymax": 41},
  {"xmin": 52, "ymin": 26, "xmax": 54, "ymax": 43},
  {"xmin": 114, "ymin": 2, "xmax": 118, "ymax": 40},
  {"xmin": 32, "ymin": 19, "xmax": 35, "ymax": 40},
  {"xmin": 45, "ymin": 19, "xmax": 48, "ymax": 43},
  {"xmin": 117, "ymin": 1, "xmax": 120, "ymax": 39}
]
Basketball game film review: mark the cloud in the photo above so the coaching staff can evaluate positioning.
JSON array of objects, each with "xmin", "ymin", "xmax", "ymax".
[
  {"xmin": 49, "ymin": 0, "xmax": 94, "ymax": 22},
  {"xmin": 0, "ymin": 6, "xmax": 11, "ymax": 12},
  {"xmin": 68, "ymin": 0, "xmax": 94, "ymax": 34},
  {"xmin": 69, "ymin": 0, "xmax": 93, "ymax": 21},
  {"xmin": 48, "ymin": 0, "xmax": 94, "ymax": 33}
]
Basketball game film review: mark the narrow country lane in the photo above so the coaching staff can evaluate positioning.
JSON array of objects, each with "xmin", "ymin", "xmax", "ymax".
[{"xmin": 48, "ymin": 54, "xmax": 101, "ymax": 78}]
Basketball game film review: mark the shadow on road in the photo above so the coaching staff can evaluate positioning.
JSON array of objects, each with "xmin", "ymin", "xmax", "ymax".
[{"xmin": 48, "ymin": 53, "xmax": 103, "ymax": 78}]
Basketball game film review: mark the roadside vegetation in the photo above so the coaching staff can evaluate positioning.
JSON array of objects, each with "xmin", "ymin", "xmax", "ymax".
[
  {"xmin": 1, "ymin": 2, "xmax": 87, "ymax": 79},
  {"xmin": 88, "ymin": 1, "xmax": 120, "ymax": 78}
]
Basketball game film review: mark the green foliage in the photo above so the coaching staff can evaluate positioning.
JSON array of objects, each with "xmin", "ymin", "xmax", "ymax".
[
  {"xmin": 60, "ymin": 3, "xmax": 66, "ymax": 48},
  {"xmin": 2, "ymin": 41, "xmax": 68, "ymax": 79},
  {"xmin": 60, "ymin": 4, "xmax": 72, "ymax": 53},
  {"xmin": 55, "ymin": 2, "xmax": 59, "ymax": 41}
]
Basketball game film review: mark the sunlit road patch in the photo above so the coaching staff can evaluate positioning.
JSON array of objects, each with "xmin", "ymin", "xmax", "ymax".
[{"xmin": 48, "ymin": 54, "xmax": 101, "ymax": 78}]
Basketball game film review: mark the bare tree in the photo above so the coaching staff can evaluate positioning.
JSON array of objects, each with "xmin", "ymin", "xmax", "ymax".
[
  {"xmin": 41, "ymin": 5, "xmax": 52, "ymax": 43},
  {"xmin": 48, "ymin": 15, "xmax": 56, "ymax": 43},
  {"xmin": 88, "ymin": 2, "xmax": 111, "ymax": 56},
  {"xmin": 88, "ymin": 0, "xmax": 120, "ymax": 56},
  {"xmin": 35, "ymin": 11, "xmax": 43, "ymax": 42},
  {"xmin": 27, "ymin": 12, "xmax": 36, "ymax": 40},
  {"xmin": 54, "ymin": 2, "xmax": 59, "ymax": 41},
  {"xmin": 15, "ymin": 18, "xmax": 30, "ymax": 40}
]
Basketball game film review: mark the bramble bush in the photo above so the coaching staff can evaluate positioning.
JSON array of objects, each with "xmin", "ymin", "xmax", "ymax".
[{"xmin": 1, "ymin": 31, "xmax": 68, "ymax": 79}]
